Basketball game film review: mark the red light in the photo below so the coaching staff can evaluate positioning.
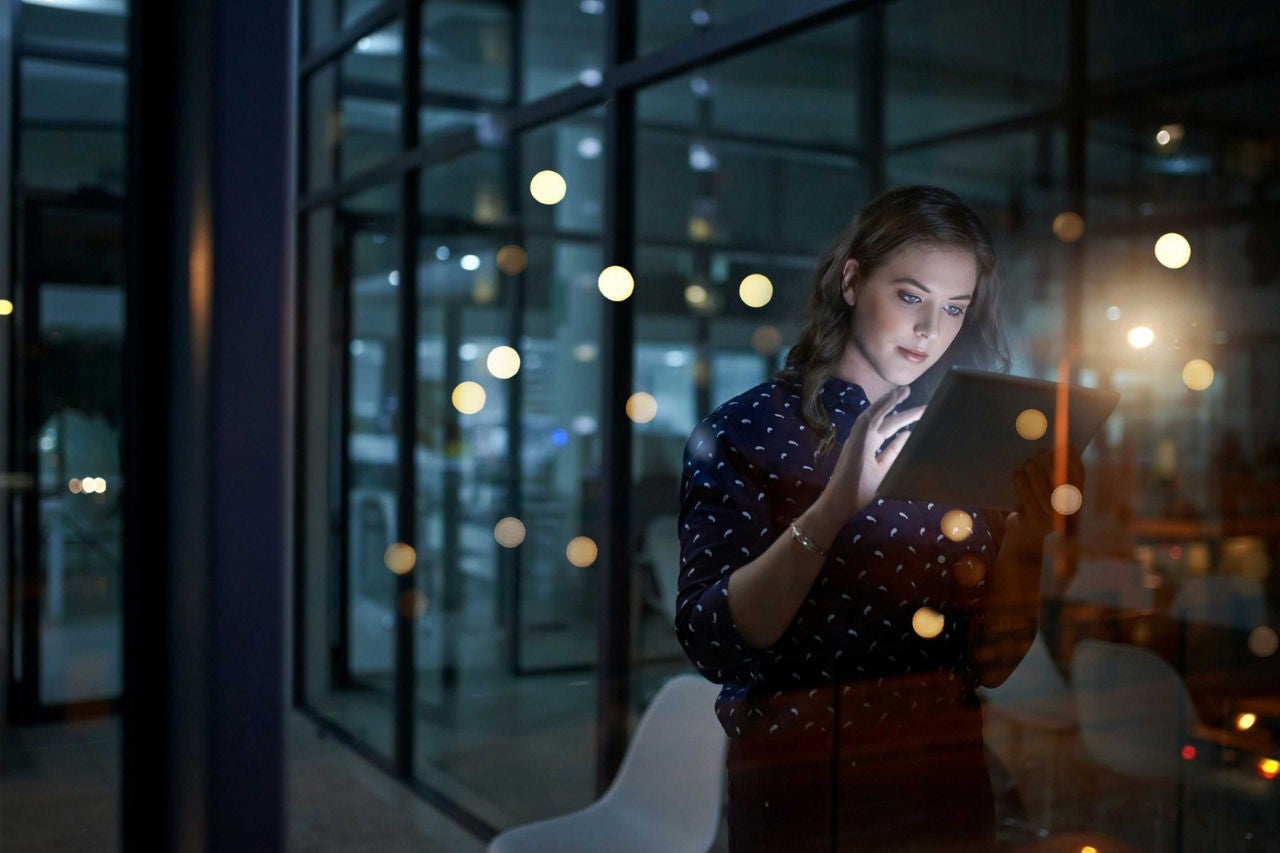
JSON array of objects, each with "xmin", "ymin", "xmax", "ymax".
[
  {"xmin": 1169, "ymin": 545, "xmax": 1183, "ymax": 560},
  {"xmin": 1181, "ymin": 745, "xmax": 1197, "ymax": 761},
  {"xmin": 1259, "ymin": 758, "xmax": 1279, "ymax": 780}
]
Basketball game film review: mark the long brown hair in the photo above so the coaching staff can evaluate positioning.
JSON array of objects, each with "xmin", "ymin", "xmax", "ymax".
[{"xmin": 779, "ymin": 186, "xmax": 1010, "ymax": 454}]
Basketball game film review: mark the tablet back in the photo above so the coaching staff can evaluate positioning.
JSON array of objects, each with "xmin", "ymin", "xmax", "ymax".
[{"xmin": 876, "ymin": 368, "xmax": 1120, "ymax": 511}]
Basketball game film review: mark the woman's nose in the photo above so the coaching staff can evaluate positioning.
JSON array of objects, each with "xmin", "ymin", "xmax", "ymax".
[{"xmin": 915, "ymin": 318, "xmax": 938, "ymax": 340}]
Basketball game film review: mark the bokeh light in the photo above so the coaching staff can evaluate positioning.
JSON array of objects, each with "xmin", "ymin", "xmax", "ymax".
[
  {"xmin": 487, "ymin": 346, "xmax": 521, "ymax": 379},
  {"xmin": 566, "ymin": 536, "xmax": 598, "ymax": 567},
  {"xmin": 384, "ymin": 542, "xmax": 416, "ymax": 575},
  {"xmin": 739, "ymin": 273, "xmax": 773, "ymax": 308},
  {"xmin": 1249, "ymin": 626, "xmax": 1278, "ymax": 658},
  {"xmin": 1127, "ymin": 325, "xmax": 1155, "ymax": 349},
  {"xmin": 954, "ymin": 554, "xmax": 986, "ymax": 587},
  {"xmin": 1106, "ymin": 305, "xmax": 1121, "ymax": 321},
  {"xmin": 472, "ymin": 278, "xmax": 498, "ymax": 304},
  {"xmin": 1051, "ymin": 484, "xmax": 1083, "ymax": 515},
  {"xmin": 529, "ymin": 170, "xmax": 567, "ymax": 205},
  {"xmin": 460, "ymin": 254, "xmax": 481, "ymax": 271},
  {"xmin": 912, "ymin": 607, "xmax": 945, "ymax": 639},
  {"xmin": 496, "ymin": 244, "xmax": 528, "ymax": 275},
  {"xmin": 1182, "ymin": 358, "xmax": 1214, "ymax": 391},
  {"xmin": 1154, "ymin": 232, "xmax": 1191, "ymax": 269},
  {"xmin": 598, "ymin": 265, "xmax": 635, "ymax": 301},
  {"xmin": 688, "ymin": 217, "xmax": 712, "ymax": 241},
  {"xmin": 1236, "ymin": 712, "xmax": 1257, "ymax": 731},
  {"xmin": 1052, "ymin": 212, "xmax": 1085, "ymax": 243},
  {"xmin": 68, "ymin": 478, "xmax": 83, "ymax": 494},
  {"xmin": 452, "ymin": 381, "xmax": 487, "ymax": 414},
  {"xmin": 573, "ymin": 342, "xmax": 598, "ymax": 362},
  {"xmin": 684, "ymin": 283, "xmax": 709, "ymax": 308},
  {"xmin": 494, "ymin": 517, "xmax": 527, "ymax": 548},
  {"xmin": 1015, "ymin": 408, "xmax": 1048, "ymax": 440},
  {"xmin": 626, "ymin": 392, "xmax": 658, "ymax": 424},
  {"xmin": 751, "ymin": 325, "xmax": 782, "ymax": 356},
  {"xmin": 1259, "ymin": 758, "xmax": 1280, "ymax": 780},
  {"xmin": 398, "ymin": 589, "xmax": 429, "ymax": 618},
  {"xmin": 0, "ymin": 299, "xmax": 13, "ymax": 316},
  {"xmin": 941, "ymin": 510, "xmax": 974, "ymax": 542}
]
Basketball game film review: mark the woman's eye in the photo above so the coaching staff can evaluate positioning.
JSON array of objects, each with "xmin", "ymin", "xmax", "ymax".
[
  {"xmin": 898, "ymin": 292, "xmax": 922, "ymax": 304},
  {"xmin": 944, "ymin": 305, "xmax": 966, "ymax": 318}
]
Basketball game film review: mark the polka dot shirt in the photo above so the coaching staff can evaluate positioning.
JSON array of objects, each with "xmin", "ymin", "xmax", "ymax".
[{"xmin": 675, "ymin": 378, "xmax": 1003, "ymax": 739}]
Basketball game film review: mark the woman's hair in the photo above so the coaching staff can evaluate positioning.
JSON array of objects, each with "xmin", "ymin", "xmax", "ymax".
[{"xmin": 778, "ymin": 185, "xmax": 1010, "ymax": 455}]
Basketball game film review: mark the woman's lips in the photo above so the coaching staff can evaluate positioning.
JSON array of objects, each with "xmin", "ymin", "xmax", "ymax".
[{"xmin": 898, "ymin": 346, "xmax": 928, "ymax": 363}]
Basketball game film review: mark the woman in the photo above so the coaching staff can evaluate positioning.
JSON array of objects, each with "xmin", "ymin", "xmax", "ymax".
[{"xmin": 675, "ymin": 186, "xmax": 1074, "ymax": 850}]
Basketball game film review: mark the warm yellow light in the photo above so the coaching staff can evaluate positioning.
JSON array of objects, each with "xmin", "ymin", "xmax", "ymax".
[
  {"xmin": 68, "ymin": 478, "xmax": 83, "ymax": 494},
  {"xmin": 1259, "ymin": 758, "xmax": 1280, "ymax": 780},
  {"xmin": 626, "ymin": 392, "xmax": 658, "ymax": 424},
  {"xmin": 1051, "ymin": 483, "xmax": 1083, "ymax": 515},
  {"xmin": 472, "ymin": 278, "xmax": 498, "ymax": 304},
  {"xmin": 1249, "ymin": 626, "xmax": 1278, "ymax": 658},
  {"xmin": 1236, "ymin": 712, "xmax": 1258, "ymax": 731},
  {"xmin": 684, "ymin": 283, "xmax": 709, "ymax": 308},
  {"xmin": 566, "ymin": 536, "xmax": 598, "ymax": 567},
  {"xmin": 1081, "ymin": 847, "xmax": 1098, "ymax": 853},
  {"xmin": 1182, "ymin": 358, "xmax": 1214, "ymax": 391},
  {"xmin": 1052, "ymin": 212, "xmax": 1085, "ymax": 243},
  {"xmin": 739, "ymin": 274, "xmax": 773, "ymax": 308},
  {"xmin": 384, "ymin": 542, "xmax": 417, "ymax": 575},
  {"xmin": 751, "ymin": 325, "xmax": 782, "ymax": 356},
  {"xmin": 0, "ymin": 299, "xmax": 13, "ymax": 316},
  {"xmin": 496, "ymin": 244, "xmax": 528, "ymax": 275},
  {"xmin": 573, "ymin": 342, "xmax": 598, "ymax": 362},
  {"xmin": 1127, "ymin": 325, "xmax": 1155, "ymax": 349},
  {"xmin": 688, "ymin": 217, "xmax": 712, "ymax": 241},
  {"xmin": 529, "ymin": 170, "xmax": 567, "ymax": 205},
  {"xmin": 494, "ymin": 517, "xmax": 527, "ymax": 548},
  {"xmin": 941, "ymin": 510, "xmax": 974, "ymax": 542},
  {"xmin": 486, "ymin": 346, "xmax": 521, "ymax": 379},
  {"xmin": 1155, "ymin": 232, "xmax": 1191, "ymax": 269},
  {"xmin": 1015, "ymin": 408, "xmax": 1048, "ymax": 440},
  {"xmin": 597, "ymin": 265, "xmax": 635, "ymax": 301},
  {"xmin": 1156, "ymin": 124, "xmax": 1184, "ymax": 147},
  {"xmin": 398, "ymin": 589, "xmax": 429, "ymax": 618},
  {"xmin": 452, "ymin": 381, "xmax": 487, "ymax": 414},
  {"xmin": 912, "ymin": 607, "xmax": 945, "ymax": 639},
  {"xmin": 954, "ymin": 554, "xmax": 986, "ymax": 587}
]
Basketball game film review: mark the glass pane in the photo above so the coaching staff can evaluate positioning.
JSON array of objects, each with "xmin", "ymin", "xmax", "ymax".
[
  {"xmin": 413, "ymin": 111, "xmax": 606, "ymax": 829},
  {"xmin": 521, "ymin": 0, "xmax": 605, "ymax": 102},
  {"xmin": 639, "ymin": 0, "xmax": 771, "ymax": 56},
  {"xmin": 19, "ymin": 59, "xmax": 126, "ymax": 194},
  {"xmin": 301, "ymin": 184, "xmax": 401, "ymax": 758},
  {"xmin": 18, "ymin": 0, "xmax": 128, "ymax": 56},
  {"xmin": 886, "ymin": 0, "xmax": 1066, "ymax": 146},
  {"xmin": 1089, "ymin": 0, "xmax": 1280, "ymax": 81},
  {"xmin": 304, "ymin": 0, "xmax": 388, "ymax": 54},
  {"xmin": 423, "ymin": 0, "xmax": 512, "ymax": 105},
  {"xmin": 304, "ymin": 23, "xmax": 402, "ymax": 193}
]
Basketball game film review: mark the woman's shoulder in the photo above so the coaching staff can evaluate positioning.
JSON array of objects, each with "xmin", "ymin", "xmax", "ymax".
[{"xmin": 700, "ymin": 379, "xmax": 802, "ymax": 434}]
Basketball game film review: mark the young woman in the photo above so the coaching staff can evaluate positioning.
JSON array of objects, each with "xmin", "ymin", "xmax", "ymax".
[{"xmin": 675, "ymin": 186, "xmax": 1075, "ymax": 850}]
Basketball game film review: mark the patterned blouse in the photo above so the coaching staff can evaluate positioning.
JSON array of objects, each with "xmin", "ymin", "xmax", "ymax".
[{"xmin": 675, "ymin": 376, "xmax": 1004, "ymax": 740}]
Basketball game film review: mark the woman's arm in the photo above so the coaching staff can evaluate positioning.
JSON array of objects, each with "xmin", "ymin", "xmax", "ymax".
[{"xmin": 727, "ymin": 386, "xmax": 923, "ymax": 650}]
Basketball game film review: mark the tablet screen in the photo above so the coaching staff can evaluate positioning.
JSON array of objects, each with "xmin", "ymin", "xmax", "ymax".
[{"xmin": 875, "ymin": 368, "xmax": 1120, "ymax": 511}]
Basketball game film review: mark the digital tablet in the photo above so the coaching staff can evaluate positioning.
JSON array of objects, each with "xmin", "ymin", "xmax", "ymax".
[{"xmin": 875, "ymin": 367, "xmax": 1121, "ymax": 511}]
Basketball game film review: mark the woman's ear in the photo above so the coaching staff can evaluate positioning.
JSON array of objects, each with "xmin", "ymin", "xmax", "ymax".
[{"xmin": 841, "ymin": 258, "xmax": 859, "ymax": 307}]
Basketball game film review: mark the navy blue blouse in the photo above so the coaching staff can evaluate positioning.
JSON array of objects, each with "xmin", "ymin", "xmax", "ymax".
[{"xmin": 675, "ymin": 377, "xmax": 1003, "ymax": 739}]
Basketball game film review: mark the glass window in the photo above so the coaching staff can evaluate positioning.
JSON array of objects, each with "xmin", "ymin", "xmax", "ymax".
[
  {"xmin": 886, "ymin": 0, "xmax": 1066, "ymax": 146},
  {"xmin": 521, "ymin": 0, "xmax": 605, "ymax": 102},
  {"xmin": 304, "ymin": 0, "xmax": 389, "ymax": 54},
  {"xmin": 305, "ymin": 22, "xmax": 403, "ymax": 193},
  {"xmin": 18, "ymin": 0, "xmax": 128, "ymax": 57},
  {"xmin": 638, "ymin": 0, "xmax": 771, "ymax": 56},
  {"xmin": 19, "ymin": 59, "xmax": 126, "ymax": 194}
]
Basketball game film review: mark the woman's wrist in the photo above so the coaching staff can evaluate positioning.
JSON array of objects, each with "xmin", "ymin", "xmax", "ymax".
[{"xmin": 795, "ymin": 497, "xmax": 845, "ymax": 553}]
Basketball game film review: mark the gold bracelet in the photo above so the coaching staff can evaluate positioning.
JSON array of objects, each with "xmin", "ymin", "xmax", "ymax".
[{"xmin": 789, "ymin": 522, "xmax": 829, "ymax": 558}]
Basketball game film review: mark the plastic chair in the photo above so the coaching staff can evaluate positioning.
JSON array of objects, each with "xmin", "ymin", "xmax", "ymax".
[
  {"xmin": 979, "ymin": 633, "xmax": 1077, "ymax": 833},
  {"xmin": 488, "ymin": 674, "xmax": 726, "ymax": 853}
]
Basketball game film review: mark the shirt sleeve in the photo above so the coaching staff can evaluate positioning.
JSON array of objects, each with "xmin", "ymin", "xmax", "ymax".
[{"xmin": 674, "ymin": 417, "xmax": 776, "ymax": 685}]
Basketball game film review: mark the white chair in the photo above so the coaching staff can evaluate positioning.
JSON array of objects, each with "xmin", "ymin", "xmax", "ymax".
[
  {"xmin": 979, "ymin": 633, "xmax": 1077, "ymax": 832},
  {"xmin": 488, "ymin": 674, "xmax": 726, "ymax": 853}
]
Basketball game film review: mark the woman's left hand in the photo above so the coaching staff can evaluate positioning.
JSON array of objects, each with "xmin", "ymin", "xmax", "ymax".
[{"xmin": 1009, "ymin": 446, "xmax": 1086, "ymax": 544}]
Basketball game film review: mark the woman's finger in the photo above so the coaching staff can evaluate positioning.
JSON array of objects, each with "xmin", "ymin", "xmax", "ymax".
[
  {"xmin": 875, "ymin": 427, "xmax": 913, "ymax": 470},
  {"xmin": 879, "ymin": 405, "xmax": 926, "ymax": 437},
  {"xmin": 866, "ymin": 385, "xmax": 910, "ymax": 422}
]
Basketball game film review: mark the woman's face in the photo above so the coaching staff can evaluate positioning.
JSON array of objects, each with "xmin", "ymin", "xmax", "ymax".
[{"xmin": 837, "ymin": 243, "xmax": 977, "ymax": 400}]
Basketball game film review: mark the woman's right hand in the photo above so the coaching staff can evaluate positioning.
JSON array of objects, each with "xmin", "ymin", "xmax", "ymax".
[{"xmin": 810, "ymin": 385, "xmax": 924, "ymax": 527}]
